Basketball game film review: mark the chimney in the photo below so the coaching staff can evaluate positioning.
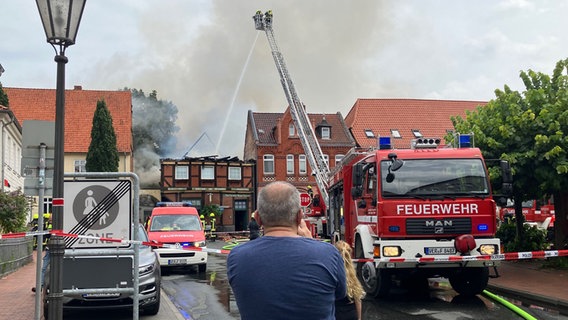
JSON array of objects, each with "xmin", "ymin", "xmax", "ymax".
[{"xmin": 74, "ymin": 85, "xmax": 82, "ymax": 90}]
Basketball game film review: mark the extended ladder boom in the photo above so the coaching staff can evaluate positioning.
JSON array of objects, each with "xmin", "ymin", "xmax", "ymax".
[{"xmin": 253, "ymin": 10, "xmax": 330, "ymax": 206}]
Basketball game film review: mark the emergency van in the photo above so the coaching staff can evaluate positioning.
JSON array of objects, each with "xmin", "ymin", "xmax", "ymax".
[{"xmin": 146, "ymin": 202, "xmax": 207, "ymax": 272}]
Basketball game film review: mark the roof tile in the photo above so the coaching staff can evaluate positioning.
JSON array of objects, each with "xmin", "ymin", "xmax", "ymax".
[
  {"xmin": 4, "ymin": 87, "xmax": 132, "ymax": 153},
  {"xmin": 344, "ymin": 98, "xmax": 486, "ymax": 148}
]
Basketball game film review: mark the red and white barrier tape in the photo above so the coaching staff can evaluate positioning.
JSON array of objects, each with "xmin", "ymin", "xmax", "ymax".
[
  {"xmin": 352, "ymin": 250, "xmax": 568, "ymax": 263},
  {"xmin": 2, "ymin": 230, "xmax": 567, "ymax": 260},
  {"xmin": 0, "ymin": 229, "xmax": 231, "ymax": 255},
  {"xmin": 0, "ymin": 230, "xmax": 51, "ymax": 239}
]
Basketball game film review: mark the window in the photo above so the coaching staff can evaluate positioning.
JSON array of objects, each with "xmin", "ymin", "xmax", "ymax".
[
  {"xmin": 235, "ymin": 200, "xmax": 247, "ymax": 210},
  {"xmin": 411, "ymin": 129, "xmax": 423, "ymax": 138},
  {"xmin": 323, "ymin": 154, "xmax": 329, "ymax": 167},
  {"xmin": 201, "ymin": 166, "xmax": 215, "ymax": 180},
  {"xmin": 286, "ymin": 154, "xmax": 294, "ymax": 175},
  {"xmin": 263, "ymin": 154, "xmax": 275, "ymax": 175},
  {"xmin": 364, "ymin": 129, "xmax": 375, "ymax": 138},
  {"xmin": 391, "ymin": 129, "xmax": 401, "ymax": 138},
  {"xmin": 289, "ymin": 123, "xmax": 295, "ymax": 136},
  {"xmin": 181, "ymin": 198, "xmax": 201, "ymax": 210},
  {"xmin": 229, "ymin": 167, "xmax": 241, "ymax": 180},
  {"xmin": 74, "ymin": 160, "xmax": 86, "ymax": 172},
  {"xmin": 43, "ymin": 197, "xmax": 52, "ymax": 215},
  {"xmin": 175, "ymin": 165, "xmax": 189, "ymax": 179},
  {"xmin": 299, "ymin": 155, "xmax": 307, "ymax": 175},
  {"xmin": 321, "ymin": 127, "xmax": 330, "ymax": 140},
  {"xmin": 335, "ymin": 154, "xmax": 344, "ymax": 165}
]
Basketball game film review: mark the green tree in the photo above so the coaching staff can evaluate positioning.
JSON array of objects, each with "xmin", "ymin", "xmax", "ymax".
[
  {"xmin": 86, "ymin": 99, "xmax": 119, "ymax": 172},
  {"xmin": 0, "ymin": 82, "xmax": 9, "ymax": 107},
  {"xmin": 200, "ymin": 204, "xmax": 222, "ymax": 222},
  {"xmin": 452, "ymin": 58, "xmax": 568, "ymax": 250},
  {"xmin": 0, "ymin": 190, "xmax": 28, "ymax": 233}
]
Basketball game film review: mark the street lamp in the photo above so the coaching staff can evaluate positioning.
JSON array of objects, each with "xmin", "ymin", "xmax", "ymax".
[{"xmin": 36, "ymin": 1, "xmax": 86, "ymax": 319}]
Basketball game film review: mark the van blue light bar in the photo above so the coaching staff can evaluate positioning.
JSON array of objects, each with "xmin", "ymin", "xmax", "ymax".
[
  {"xmin": 156, "ymin": 201, "xmax": 193, "ymax": 207},
  {"xmin": 378, "ymin": 136, "xmax": 392, "ymax": 150}
]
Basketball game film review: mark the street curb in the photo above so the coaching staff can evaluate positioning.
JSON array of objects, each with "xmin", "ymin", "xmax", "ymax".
[
  {"xmin": 161, "ymin": 290, "xmax": 186, "ymax": 320},
  {"xmin": 486, "ymin": 284, "xmax": 568, "ymax": 316}
]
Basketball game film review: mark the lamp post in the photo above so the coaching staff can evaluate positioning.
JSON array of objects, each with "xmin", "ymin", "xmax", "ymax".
[{"xmin": 36, "ymin": 1, "xmax": 86, "ymax": 319}]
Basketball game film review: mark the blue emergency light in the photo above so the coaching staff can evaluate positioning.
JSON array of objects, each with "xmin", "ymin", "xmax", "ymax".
[
  {"xmin": 458, "ymin": 134, "xmax": 473, "ymax": 148},
  {"xmin": 477, "ymin": 224, "xmax": 488, "ymax": 232},
  {"xmin": 388, "ymin": 225, "xmax": 400, "ymax": 232},
  {"xmin": 378, "ymin": 136, "xmax": 392, "ymax": 150}
]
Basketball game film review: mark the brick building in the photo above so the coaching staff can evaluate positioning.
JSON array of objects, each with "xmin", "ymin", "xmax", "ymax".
[
  {"xmin": 244, "ymin": 107, "xmax": 356, "ymax": 197},
  {"xmin": 160, "ymin": 156, "xmax": 256, "ymax": 232}
]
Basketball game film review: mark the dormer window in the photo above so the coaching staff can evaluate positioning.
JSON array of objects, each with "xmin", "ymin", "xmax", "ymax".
[
  {"xmin": 289, "ymin": 123, "xmax": 295, "ymax": 137},
  {"xmin": 364, "ymin": 129, "xmax": 375, "ymax": 138},
  {"xmin": 411, "ymin": 129, "xmax": 422, "ymax": 138},
  {"xmin": 321, "ymin": 127, "xmax": 330, "ymax": 140},
  {"xmin": 316, "ymin": 116, "xmax": 331, "ymax": 140}
]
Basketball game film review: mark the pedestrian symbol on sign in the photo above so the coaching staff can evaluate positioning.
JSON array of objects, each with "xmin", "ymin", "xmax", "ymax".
[{"xmin": 73, "ymin": 185, "xmax": 119, "ymax": 230}]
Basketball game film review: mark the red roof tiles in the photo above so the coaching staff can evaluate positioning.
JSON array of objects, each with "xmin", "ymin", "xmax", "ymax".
[
  {"xmin": 4, "ymin": 87, "xmax": 132, "ymax": 153},
  {"xmin": 344, "ymin": 98, "xmax": 486, "ymax": 149}
]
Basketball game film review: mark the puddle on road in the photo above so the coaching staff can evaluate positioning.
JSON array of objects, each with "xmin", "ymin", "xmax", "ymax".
[{"xmin": 184, "ymin": 254, "xmax": 241, "ymax": 319}]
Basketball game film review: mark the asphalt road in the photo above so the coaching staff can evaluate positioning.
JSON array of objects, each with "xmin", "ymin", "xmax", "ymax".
[{"xmin": 60, "ymin": 252, "xmax": 568, "ymax": 320}]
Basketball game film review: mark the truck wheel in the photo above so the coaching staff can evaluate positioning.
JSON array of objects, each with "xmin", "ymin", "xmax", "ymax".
[
  {"xmin": 449, "ymin": 267, "xmax": 489, "ymax": 297},
  {"xmin": 198, "ymin": 263, "xmax": 207, "ymax": 273},
  {"xmin": 357, "ymin": 262, "xmax": 391, "ymax": 298},
  {"xmin": 355, "ymin": 239, "xmax": 391, "ymax": 298}
]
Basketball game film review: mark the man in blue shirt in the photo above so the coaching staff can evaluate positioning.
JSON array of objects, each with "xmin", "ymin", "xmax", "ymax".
[{"xmin": 228, "ymin": 181, "xmax": 346, "ymax": 320}]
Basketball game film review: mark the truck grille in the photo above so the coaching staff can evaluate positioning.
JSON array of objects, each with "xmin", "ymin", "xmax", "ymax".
[{"xmin": 406, "ymin": 218, "xmax": 471, "ymax": 235}]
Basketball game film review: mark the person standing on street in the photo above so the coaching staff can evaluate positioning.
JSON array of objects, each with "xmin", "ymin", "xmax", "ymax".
[
  {"xmin": 227, "ymin": 181, "xmax": 346, "ymax": 320},
  {"xmin": 248, "ymin": 211, "xmax": 261, "ymax": 240},
  {"xmin": 334, "ymin": 240, "xmax": 365, "ymax": 320}
]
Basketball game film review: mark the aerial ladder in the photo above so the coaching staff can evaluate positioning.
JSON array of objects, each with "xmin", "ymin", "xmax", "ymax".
[{"xmin": 253, "ymin": 10, "xmax": 330, "ymax": 209}]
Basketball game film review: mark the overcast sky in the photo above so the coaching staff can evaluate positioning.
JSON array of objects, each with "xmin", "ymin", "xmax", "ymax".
[{"xmin": 2, "ymin": 0, "xmax": 568, "ymax": 159}]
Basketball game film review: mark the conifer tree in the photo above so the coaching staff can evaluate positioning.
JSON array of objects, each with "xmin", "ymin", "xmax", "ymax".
[{"xmin": 86, "ymin": 99, "xmax": 119, "ymax": 172}]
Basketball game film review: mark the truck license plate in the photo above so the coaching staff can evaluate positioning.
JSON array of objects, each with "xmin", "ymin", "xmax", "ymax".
[
  {"xmin": 425, "ymin": 247, "xmax": 456, "ymax": 255},
  {"xmin": 168, "ymin": 259, "xmax": 186, "ymax": 265}
]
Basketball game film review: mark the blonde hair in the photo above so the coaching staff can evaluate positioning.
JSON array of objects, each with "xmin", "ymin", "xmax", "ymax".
[{"xmin": 335, "ymin": 240, "xmax": 365, "ymax": 302}]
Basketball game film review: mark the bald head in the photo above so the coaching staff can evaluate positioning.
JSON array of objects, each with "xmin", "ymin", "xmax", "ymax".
[{"xmin": 257, "ymin": 181, "xmax": 301, "ymax": 228}]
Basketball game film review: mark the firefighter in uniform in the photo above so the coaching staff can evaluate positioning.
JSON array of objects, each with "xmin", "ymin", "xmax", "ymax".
[{"xmin": 209, "ymin": 213, "xmax": 217, "ymax": 242}]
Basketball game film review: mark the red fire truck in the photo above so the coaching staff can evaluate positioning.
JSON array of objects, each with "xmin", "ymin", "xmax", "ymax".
[
  {"xmin": 499, "ymin": 199, "xmax": 555, "ymax": 230},
  {"xmin": 500, "ymin": 198, "xmax": 555, "ymax": 238},
  {"xmin": 253, "ymin": 11, "xmax": 511, "ymax": 297},
  {"xmin": 327, "ymin": 135, "xmax": 512, "ymax": 297}
]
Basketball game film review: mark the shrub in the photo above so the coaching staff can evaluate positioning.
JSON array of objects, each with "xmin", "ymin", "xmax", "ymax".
[
  {"xmin": 496, "ymin": 221, "xmax": 548, "ymax": 252},
  {"xmin": 0, "ymin": 190, "xmax": 28, "ymax": 233}
]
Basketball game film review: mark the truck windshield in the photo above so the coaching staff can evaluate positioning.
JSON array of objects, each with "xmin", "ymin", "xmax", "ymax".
[
  {"xmin": 149, "ymin": 214, "xmax": 202, "ymax": 232},
  {"xmin": 381, "ymin": 158, "xmax": 489, "ymax": 197}
]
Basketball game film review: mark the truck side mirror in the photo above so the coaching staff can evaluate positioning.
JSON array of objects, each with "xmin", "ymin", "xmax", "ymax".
[
  {"xmin": 500, "ymin": 160, "xmax": 513, "ymax": 196},
  {"xmin": 351, "ymin": 186, "xmax": 363, "ymax": 199},
  {"xmin": 500, "ymin": 160, "xmax": 512, "ymax": 183},
  {"xmin": 352, "ymin": 163, "xmax": 363, "ymax": 188},
  {"xmin": 493, "ymin": 195, "xmax": 508, "ymax": 207}
]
